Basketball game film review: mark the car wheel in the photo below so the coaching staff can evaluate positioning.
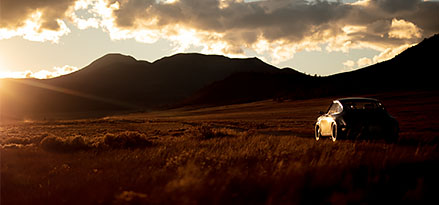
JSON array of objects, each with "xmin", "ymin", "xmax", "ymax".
[
  {"xmin": 331, "ymin": 123, "xmax": 337, "ymax": 142},
  {"xmin": 315, "ymin": 125, "xmax": 321, "ymax": 141}
]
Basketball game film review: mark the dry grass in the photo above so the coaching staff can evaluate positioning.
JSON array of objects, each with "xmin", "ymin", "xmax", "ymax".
[
  {"xmin": 40, "ymin": 135, "xmax": 90, "ymax": 153},
  {"xmin": 36, "ymin": 131, "xmax": 153, "ymax": 152},
  {"xmin": 195, "ymin": 125, "xmax": 238, "ymax": 140},
  {"xmin": 1, "ymin": 91, "xmax": 438, "ymax": 204},
  {"xmin": 102, "ymin": 131, "xmax": 153, "ymax": 149},
  {"xmin": 2, "ymin": 133, "xmax": 438, "ymax": 204}
]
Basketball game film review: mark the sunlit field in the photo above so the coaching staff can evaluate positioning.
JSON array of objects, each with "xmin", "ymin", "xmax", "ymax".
[{"xmin": 1, "ymin": 91, "xmax": 438, "ymax": 204}]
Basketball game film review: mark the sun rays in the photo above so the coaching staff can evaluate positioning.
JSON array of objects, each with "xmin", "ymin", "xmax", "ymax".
[{"xmin": 2, "ymin": 79, "xmax": 143, "ymax": 109}]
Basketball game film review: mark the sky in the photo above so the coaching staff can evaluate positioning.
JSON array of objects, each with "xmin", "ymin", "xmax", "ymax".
[{"xmin": 0, "ymin": 0, "xmax": 438, "ymax": 79}]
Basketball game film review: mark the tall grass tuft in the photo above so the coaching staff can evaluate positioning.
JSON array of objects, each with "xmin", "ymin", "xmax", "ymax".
[
  {"xmin": 40, "ymin": 135, "xmax": 90, "ymax": 153},
  {"xmin": 103, "ymin": 131, "xmax": 152, "ymax": 149},
  {"xmin": 197, "ymin": 126, "xmax": 236, "ymax": 140},
  {"xmin": 4, "ymin": 137, "xmax": 32, "ymax": 145}
]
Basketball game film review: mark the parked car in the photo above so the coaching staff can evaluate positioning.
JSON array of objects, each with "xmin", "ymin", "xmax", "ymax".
[{"xmin": 315, "ymin": 97, "xmax": 398, "ymax": 142}]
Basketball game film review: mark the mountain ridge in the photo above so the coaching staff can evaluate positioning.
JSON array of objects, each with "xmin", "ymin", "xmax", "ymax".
[
  {"xmin": 183, "ymin": 34, "xmax": 438, "ymax": 106},
  {"xmin": 1, "ymin": 34, "xmax": 437, "ymax": 119},
  {"xmin": 1, "ymin": 52, "xmax": 288, "ymax": 119}
]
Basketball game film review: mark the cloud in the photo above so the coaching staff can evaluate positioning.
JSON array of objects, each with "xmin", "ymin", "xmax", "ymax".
[
  {"xmin": 1, "ymin": 0, "xmax": 438, "ymax": 64},
  {"xmin": 388, "ymin": 18, "xmax": 422, "ymax": 39},
  {"xmin": 342, "ymin": 60, "xmax": 355, "ymax": 71},
  {"xmin": 341, "ymin": 42, "xmax": 413, "ymax": 72},
  {"xmin": 0, "ymin": 0, "xmax": 74, "ymax": 29},
  {"xmin": 0, "ymin": 0, "xmax": 75, "ymax": 42},
  {"xmin": 372, "ymin": 43, "xmax": 413, "ymax": 63},
  {"xmin": 0, "ymin": 65, "xmax": 79, "ymax": 79},
  {"xmin": 99, "ymin": 0, "xmax": 437, "ymax": 63},
  {"xmin": 343, "ymin": 60, "xmax": 355, "ymax": 69},
  {"xmin": 357, "ymin": 57, "xmax": 373, "ymax": 68},
  {"xmin": 0, "ymin": 11, "xmax": 71, "ymax": 43}
]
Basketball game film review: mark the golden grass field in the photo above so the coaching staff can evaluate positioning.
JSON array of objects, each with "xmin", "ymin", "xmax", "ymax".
[{"xmin": 1, "ymin": 91, "xmax": 439, "ymax": 204}]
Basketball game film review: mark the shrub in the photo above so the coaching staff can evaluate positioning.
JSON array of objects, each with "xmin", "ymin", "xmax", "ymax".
[
  {"xmin": 2, "ymin": 144, "xmax": 23, "ymax": 149},
  {"xmin": 31, "ymin": 134, "xmax": 50, "ymax": 144},
  {"xmin": 4, "ymin": 137, "xmax": 31, "ymax": 145},
  {"xmin": 197, "ymin": 126, "xmax": 235, "ymax": 140},
  {"xmin": 103, "ymin": 131, "xmax": 152, "ymax": 149},
  {"xmin": 40, "ymin": 135, "xmax": 90, "ymax": 153},
  {"xmin": 114, "ymin": 191, "xmax": 147, "ymax": 204},
  {"xmin": 38, "ymin": 131, "xmax": 152, "ymax": 152},
  {"xmin": 69, "ymin": 136, "xmax": 89, "ymax": 151}
]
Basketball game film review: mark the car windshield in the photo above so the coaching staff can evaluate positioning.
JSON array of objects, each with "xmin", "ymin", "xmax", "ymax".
[{"xmin": 341, "ymin": 101, "xmax": 383, "ymax": 111}]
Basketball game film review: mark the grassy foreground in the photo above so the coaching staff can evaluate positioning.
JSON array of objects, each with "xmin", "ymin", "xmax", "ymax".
[{"xmin": 1, "ymin": 92, "xmax": 439, "ymax": 204}]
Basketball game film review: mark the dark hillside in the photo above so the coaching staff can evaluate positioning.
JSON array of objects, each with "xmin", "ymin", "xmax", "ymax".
[
  {"xmin": 1, "ymin": 53, "xmax": 279, "ymax": 119},
  {"xmin": 327, "ymin": 34, "xmax": 438, "ymax": 93},
  {"xmin": 183, "ymin": 70, "xmax": 314, "ymax": 105},
  {"xmin": 184, "ymin": 34, "xmax": 438, "ymax": 106}
]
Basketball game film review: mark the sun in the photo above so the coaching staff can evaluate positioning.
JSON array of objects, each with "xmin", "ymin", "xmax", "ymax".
[
  {"xmin": 0, "ymin": 57, "xmax": 11, "ymax": 78},
  {"xmin": 0, "ymin": 58, "xmax": 28, "ymax": 79},
  {"xmin": 0, "ymin": 69, "xmax": 28, "ymax": 79},
  {"xmin": 0, "ymin": 69, "xmax": 14, "ymax": 79},
  {"xmin": 0, "ymin": 65, "xmax": 8, "ymax": 78}
]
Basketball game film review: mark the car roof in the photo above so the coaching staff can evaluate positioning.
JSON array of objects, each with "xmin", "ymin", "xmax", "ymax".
[{"xmin": 335, "ymin": 97, "xmax": 379, "ymax": 103}]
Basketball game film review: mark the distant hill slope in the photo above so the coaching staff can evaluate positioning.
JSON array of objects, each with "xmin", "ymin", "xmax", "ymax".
[
  {"xmin": 181, "ymin": 69, "xmax": 314, "ymax": 106},
  {"xmin": 1, "ymin": 53, "xmax": 279, "ymax": 119},
  {"xmin": 327, "ymin": 33, "xmax": 438, "ymax": 91},
  {"xmin": 184, "ymin": 34, "xmax": 438, "ymax": 106}
]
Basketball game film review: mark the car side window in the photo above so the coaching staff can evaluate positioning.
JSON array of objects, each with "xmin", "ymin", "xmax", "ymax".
[
  {"xmin": 328, "ymin": 102, "xmax": 342, "ymax": 114},
  {"xmin": 336, "ymin": 104, "xmax": 343, "ymax": 113}
]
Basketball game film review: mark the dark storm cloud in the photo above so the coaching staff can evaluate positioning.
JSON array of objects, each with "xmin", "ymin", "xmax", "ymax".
[
  {"xmin": 342, "ymin": 0, "xmax": 438, "ymax": 35},
  {"xmin": 107, "ymin": 0, "xmax": 437, "ymax": 50},
  {"xmin": 405, "ymin": 2, "xmax": 439, "ymax": 34},
  {"xmin": 370, "ymin": 0, "xmax": 421, "ymax": 13},
  {"xmin": 0, "ymin": 0, "xmax": 437, "ymax": 61},
  {"xmin": 0, "ymin": 0, "xmax": 76, "ymax": 30},
  {"xmin": 112, "ymin": 0, "xmax": 350, "ymax": 39}
]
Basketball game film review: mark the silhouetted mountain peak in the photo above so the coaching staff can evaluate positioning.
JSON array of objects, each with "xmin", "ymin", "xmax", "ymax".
[
  {"xmin": 103, "ymin": 53, "xmax": 137, "ymax": 61},
  {"xmin": 55, "ymin": 53, "xmax": 150, "ymax": 81},
  {"xmin": 90, "ymin": 53, "xmax": 140, "ymax": 66},
  {"xmin": 149, "ymin": 53, "xmax": 279, "ymax": 75},
  {"xmin": 244, "ymin": 56, "xmax": 268, "ymax": 64},
  {"xmin": 153, "ymin": 53, "xmax": 228, "ymax": 64},
  {"xmin": 154, "ymin": 53, "xmax": 264, "ymax": 65}
]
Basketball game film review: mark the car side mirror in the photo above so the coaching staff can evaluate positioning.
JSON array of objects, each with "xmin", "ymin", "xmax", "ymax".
[{"xmin": 319, "ymin": 111, "xmax": 325, "ymax": 115}]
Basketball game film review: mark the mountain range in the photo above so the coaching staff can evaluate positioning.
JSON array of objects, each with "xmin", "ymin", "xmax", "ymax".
[
  {"xmin": 186, "ymin": 34, "xmax": 438, "ymax": 105},
  {"xmin": 1, "ymin": 34, "xmax": 437, "ymax": 119}
]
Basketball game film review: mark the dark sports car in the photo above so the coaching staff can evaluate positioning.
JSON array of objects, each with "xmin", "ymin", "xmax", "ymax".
[{"xmin": 315, "ymin": 97, "xmax": 398, "ymax": 142}]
